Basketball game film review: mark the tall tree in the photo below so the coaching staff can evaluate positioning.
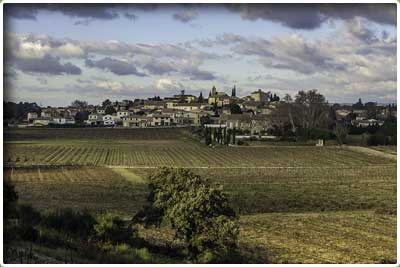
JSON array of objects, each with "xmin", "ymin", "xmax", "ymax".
[
  {"xmin": 105, "ymin": 106, "xmax": 116, "ymax": 115},
  {"xmin": 198, "ymin": 92, "xmax": 204, "ymax": 103},
  {"xmin": 71, "ymin": 100, "xmax": 88, "ymax": 110},
  {"xmin": 102, "ymin": 99, "xmax": 112, "ymax": 107},
  {"xmin": 294, "ymin": 90, "xmax": 330, "ymax": 130}
]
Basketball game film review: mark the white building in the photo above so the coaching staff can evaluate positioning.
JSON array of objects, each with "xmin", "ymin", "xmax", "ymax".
[
  {"xmin": 122, "ymin": 115, "xmax": 149, "ymax": 128},
  {"xmin": 117, "ymin": 111, "xmax": 130, "ymax": 118},
  {"xmin": 148, "ymin": 114, "xmax": 173, "ymax": 126},
  {"xmin": 27, "ymin": 112, "xmax": 38, "ymax": 123},
  {"xmin": 103, "ymin": 114, "xmax": 115, "ymax": 126},
  {"xmin": 52, "ymin": 117, "xmax": 75, "ymax": 125},
  {"xmin": 85, "ymin": 114, "xmax": 104, "ymax": 125},
  {"xmin": 33, "ymin": 118, "xmax": 51, "ymax": 126}
]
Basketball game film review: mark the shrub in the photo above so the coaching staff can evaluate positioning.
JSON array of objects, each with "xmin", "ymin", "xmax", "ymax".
[
  {"xmin": 333, "ymin": 124, "xmax": 348, "ymax": 145},
  {"xmin": 135, "ymin": 247, "xmax": 151, "ymax": 262},
  {"xmin": 4, "ymin": 179, "xmax": 18, "ymax": 219},
  {"xmin": 137, "ymin": 168, "xmax": 239, "ymax": 263},
  {"xmin": 18, "ymin": 203, "xmax": 41, "ymax": 226},
  {"xmin": 41, "ymin": 208, "xmax": 96, "ymax": 239},
  {"xmin": 93, "ymin": 212, "xmax": 139, "ymax": 245},
  {"xmin": 367, "ymin": 132, "xmax": 387, "ymax": 146},
  {"xmin": 19, "ymin": 224, "xmax": 39, "ymax": 242},
  {"xmin": 114, "ymin": 243, "xmax": 130, "ymax": 254}
]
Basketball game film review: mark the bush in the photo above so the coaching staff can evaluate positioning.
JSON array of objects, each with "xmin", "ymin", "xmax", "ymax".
[
  {"xmin": 93, "ymin": 212, "xmax": 139, "ymax": 245},
  {"xmin": 18, "ymin": 204, "xmax": 41, "ymax": 226},
  {"xmin": 4, "ymin": 179, "xmax": 18, "ymax": 219},
  {"xmin": 41, "ymin": 208, "xmax": 96, "ymax": 239},
  {"xmin": 19, "ymin": 224, "xmax": 39, "ymax": 242},
  {"xmin": 135, "ymin": 247, "xmax": 151, "ymax": 262},
  {"xmin": 333, "ymin": 124, "xmax": 348, "ymax": 145},
  {"xmin": 137, "ymin": 168, "xmax": 239, "ymax": 263},
  {"xmin": 367, "ymin": 132, "xmax": 388, "ymax": 146}
]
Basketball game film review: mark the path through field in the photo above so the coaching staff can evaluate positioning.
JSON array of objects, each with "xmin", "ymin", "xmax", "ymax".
[{"xmin": 345, "ymin": 145, "xmax": 397, "ymax": 160}]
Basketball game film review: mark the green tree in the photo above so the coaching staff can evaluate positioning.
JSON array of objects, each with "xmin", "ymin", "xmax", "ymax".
[
  {"xmin": 102, "ymin": 99, "xmax": 112, "ymax": 107},
  {"xmin": 74, "ymin": 111, "xmax": 89, "ymax": 124},
  {"xmin": 229, "ymin": 103, "xmax": 242, "ymax": 114},
  {"xmin": 136, "ymin": 168, "xmax": 239, "ymax": 263},
  {"xmin": 105, "ymin": 106, "xmax": 116, "ymax": 115},
  {"xmin": 71, "ymin": 99, "xmax": 88, "ymax": 110}
]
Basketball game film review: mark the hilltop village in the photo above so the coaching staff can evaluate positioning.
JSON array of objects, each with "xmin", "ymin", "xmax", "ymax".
[{"xmin": 5, "ymin": 85, "xmax": 397, "ymax": 141}]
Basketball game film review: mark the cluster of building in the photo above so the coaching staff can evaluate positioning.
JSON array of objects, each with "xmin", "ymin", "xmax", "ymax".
[
  {"xmin": 26, "ymin": 107, "xmax": 78, "ymax": 126},
  {"xmin": 25, "ymin": 86, "xmax": 279, "ymax": 133},
  {"xmin": 23, "ymin": 86, "xmax": 396, "ymax": 135},
  {"xmin": 334, "ymin": 104, "xmax": 396, "ymax": 128}
]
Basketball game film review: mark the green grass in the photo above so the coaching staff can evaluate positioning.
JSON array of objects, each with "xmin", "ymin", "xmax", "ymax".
[{"xmin": 110, "ymin": 168, "xmax": 146, "ymax": 183}]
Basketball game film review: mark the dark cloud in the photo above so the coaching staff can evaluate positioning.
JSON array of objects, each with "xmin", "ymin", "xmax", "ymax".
[
  {"xmin": 139, "ymin": 58, "xmax": 216, "ymax": 80},
  {"xmin": 173, "ymin": 9, "xmax": 198, "ymax": 23},
  {"xmin": 186, "ymin": 69, "xmax": 216, "ymax": 80},
  {"xmin": 124, "ymin": 12, "xmax": 137, "ymax": 21},
  {"xmin": 15, "ymin": 55, "xmax": 82, "ymax": 75},
  {"xmin": 4, "ymin": 4, "xmax": 38, "ymax": 20},
  {"xmin": 4, "ymin": 3, "xmax": 158, "ymax": 23},
  {"xmin": 4, "ymin": 68, "xmax": 18, "ymax": 80},
  {"xmin": 85, "ymin": 57, "xmax": 146, "ymax": 76},
  {"xmin": 226, "ymin": 4, "xmax": 396, "ymax": 30},
  {"xmin": 142, "ymin": 60, "xmax": 176, "ymax": 75}
]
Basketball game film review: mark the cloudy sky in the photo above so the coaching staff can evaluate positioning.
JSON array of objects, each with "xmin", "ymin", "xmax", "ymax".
[{"xmin": 4, "ymin": 3, "xmax": 397, "ymax": 106}]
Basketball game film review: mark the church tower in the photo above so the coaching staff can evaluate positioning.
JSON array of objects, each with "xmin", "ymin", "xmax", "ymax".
[
  {"xmin": 231, "ymin": 85, "xmax": 236, "ymax": 97},
  {"xmin": 211, "ymin": 85, "xmax": 217, "ymax": 96}
]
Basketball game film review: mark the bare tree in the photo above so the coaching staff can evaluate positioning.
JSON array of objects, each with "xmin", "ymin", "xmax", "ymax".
[{"xmin": 294, "ymin": 90, "xmax": 330, "ymax": 129}]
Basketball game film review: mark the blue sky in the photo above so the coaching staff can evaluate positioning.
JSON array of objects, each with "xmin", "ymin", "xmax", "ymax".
[{"xmin": 4, "ymin": 4, "xmax": 397, "ymax": 106}]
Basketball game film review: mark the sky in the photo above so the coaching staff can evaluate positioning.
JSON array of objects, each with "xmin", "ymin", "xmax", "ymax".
[{"xmin": 3, "ymin": 3, "xmax": 397, "ymax": 106}]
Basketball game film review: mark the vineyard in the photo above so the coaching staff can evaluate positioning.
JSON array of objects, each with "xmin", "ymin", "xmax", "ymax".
[
  {"xmin": 238, "ymin": 210, "xmax": 396, "ymax": 263},
  {"xmin": 4, "ymin": 142, "xmax": 395, "ymax": 167},
  {"xmin": 127, "ymin": 165, "xmax": 397, "ymax": 214},
  {"xmin": 3, "ymin": 127, "xmax": 397, "ymax": 263},
  {"xmin": 4, "ymin": 127, "xmax": 188, "ymax": 142},
  {"xmin": 4, "ymin": 167, "xmax": 147, "ymax": 215},
  {"xmin": 139, "ymin": 210, "xmax": 396, "ymax": 264}
]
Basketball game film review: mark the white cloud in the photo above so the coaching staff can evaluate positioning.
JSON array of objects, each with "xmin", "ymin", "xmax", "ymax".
[
  {"xmin": 96, "ymin": 81, "xmax": 124, "ymax": 92},
  {"xmin": 54, "ymin": 43, "xmax": 85, "ymax": 58},
  {"xmin": 155, "ymin": 79, "xmax": 184, "ymax": 91}
]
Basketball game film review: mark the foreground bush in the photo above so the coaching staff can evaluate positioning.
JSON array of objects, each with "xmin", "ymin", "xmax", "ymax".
[
  {"xmin": 4, "ymin": 179, "xmax": 18, "ymax": 219},
  {"xmin": 135, "ymin": 168, "xmax": 239, "ymax": 263},
  {"xmin": 41, "ymin": 208, "xmax": 96, "ymax": 239},
  {"xmin": 93, "ymin": 213, "xmax": 140, "ymax": 246}
]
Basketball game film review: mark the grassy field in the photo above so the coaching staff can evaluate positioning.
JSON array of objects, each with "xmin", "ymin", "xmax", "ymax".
[{"xmin": 3, "ymin": 127, "xmax": 397, "ymax": 263}]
